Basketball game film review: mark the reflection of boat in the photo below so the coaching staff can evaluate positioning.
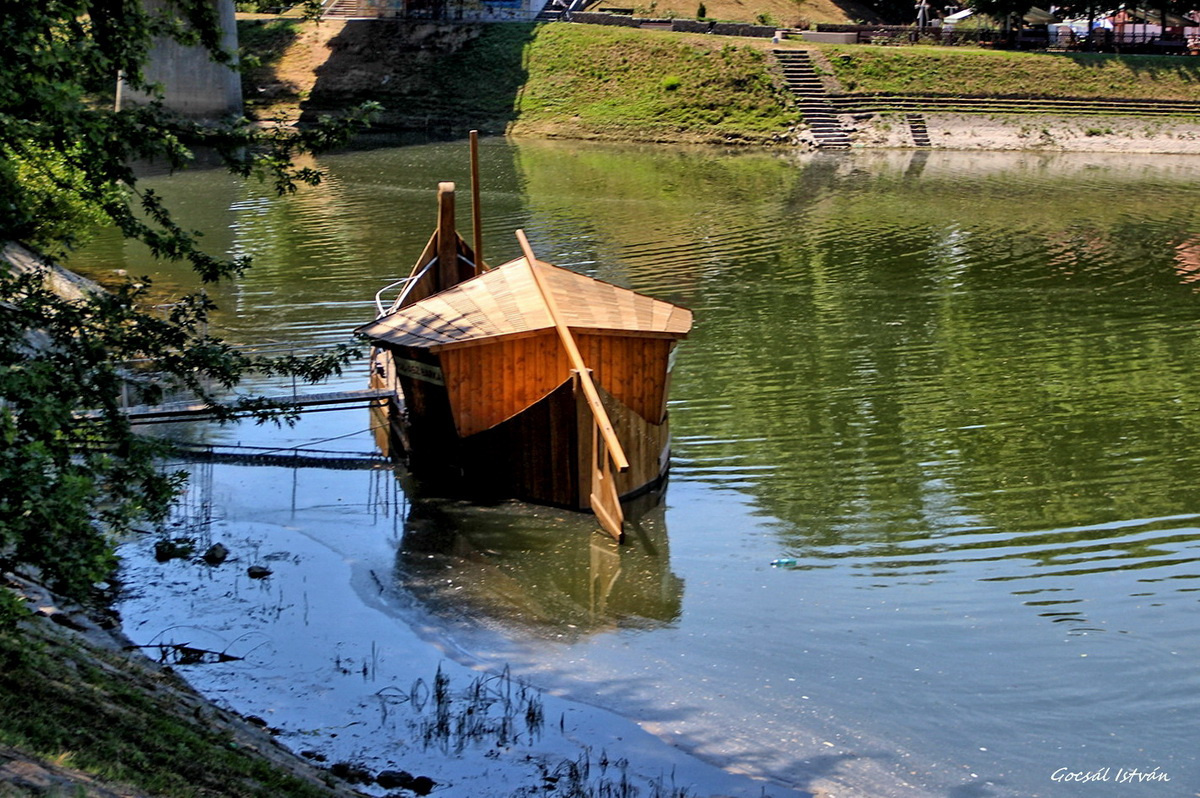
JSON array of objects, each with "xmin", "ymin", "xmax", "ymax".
[
  {"xmin": 397, "ymin": 489, "xmax": 683, "ymax": 636},
  {"xmin": 358, "ymin": 181, "xmax": 691, "ymax": 541}
]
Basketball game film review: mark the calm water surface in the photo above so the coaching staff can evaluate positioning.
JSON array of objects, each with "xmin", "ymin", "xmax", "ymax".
[{"xmin": 75, "ymin": 140, "xmax": 1200, "ymax": 797}]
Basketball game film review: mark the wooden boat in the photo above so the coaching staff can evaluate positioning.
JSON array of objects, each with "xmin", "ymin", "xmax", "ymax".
[{"xmin": 358, "ymin": 180, "xmax": 691, "ymax": 541}]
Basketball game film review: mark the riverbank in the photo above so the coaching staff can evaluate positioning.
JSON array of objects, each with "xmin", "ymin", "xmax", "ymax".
[
  {"xmin": 0, "ymin": 573, "xmax": 369, "ymax": 798},
  {"xmin": 0, "ymin": 243, "xmax": 366, "ymax": 798},
  {"xmin": 241, "ymin": 17, "xmax": 1200, "ymax": 153},
  {"xmin": 112, "ymin": 507, "xmax": 836, "ymax": 798},
  {"xmin": 242, "ymin": 20, "xmax": 792, "ymax": 144}
]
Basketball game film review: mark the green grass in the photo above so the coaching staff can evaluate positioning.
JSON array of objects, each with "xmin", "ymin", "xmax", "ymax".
[
  {"xmin": 817, "ymin": 44, "xmax": 1200, "ymax": 99},
  {"xmin": 0, "ymin": 622, "xmax": 341, "ymax": 797},
  {"xmin": 512, "ymin": 26, "xmax": 793, "ymax": 141}
]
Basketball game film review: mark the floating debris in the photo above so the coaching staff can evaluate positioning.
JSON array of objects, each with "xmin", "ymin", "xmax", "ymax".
[
  {"xmin": 202, "ymin": 543, "xmax": 229, "ymax": 566},
  {"xmin": 154, "ymin": 537, "xmax": 195, "ymax": 562}
]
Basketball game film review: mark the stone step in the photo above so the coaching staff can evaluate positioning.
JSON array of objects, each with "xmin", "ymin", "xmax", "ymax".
[
  {"xmin": 774, "ymin": 48, "xmax": 854, "ymax": 148},
  {"xmin": 906, "ymin": 113, "xmax": 932, "ymax": 147}
]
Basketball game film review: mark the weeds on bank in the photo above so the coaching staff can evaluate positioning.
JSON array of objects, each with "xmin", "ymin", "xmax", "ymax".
[
  {"xmin": 368, "ymin": 663, "xmax": 694, "ymax": 797},
  {"xmin": 374, "ymin": 664, "xmax": 546, "ymax": 753},
  {"xmin": 517, "ymin": 748, "xmax": 696, "ymax": 798},
  {"xmin": 512, "ymin": 25, "xmax": 794, "ymax": 140}
]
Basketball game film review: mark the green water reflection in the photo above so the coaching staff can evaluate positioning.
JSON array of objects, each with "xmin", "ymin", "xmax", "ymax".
[{"xmin": 510, "ymin": 143, "xmax": 1200, "ymax": 577}]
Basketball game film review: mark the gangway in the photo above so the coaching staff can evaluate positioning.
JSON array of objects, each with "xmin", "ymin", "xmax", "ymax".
[{"xmin": 107, "ymin": 388, "xmax": 396, "ymax": 425}]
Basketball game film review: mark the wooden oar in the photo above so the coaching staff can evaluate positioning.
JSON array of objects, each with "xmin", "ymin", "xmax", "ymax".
[
  {"xmin": 515, "ymin": 230, "xmax": 629, "ymax": 472},
  {"xmin": 515, "ymin": 230, "xmax": 627, "ymax": 540}
]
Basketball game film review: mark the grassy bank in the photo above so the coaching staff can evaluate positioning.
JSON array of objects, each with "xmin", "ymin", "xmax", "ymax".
[
  {"xmin": 511, "ymin": 25, "xmax": 792, "ymax": 142},
  {"xmin": 815, "ymin": 43, "xmax": 1200, "ymax": 99},
  {"xmin": 241, "ymin": 20, "xmax": 795, "ymax": 143},
  {"xmin": 242, "ymin": 18, "xmax": 1200, "ymax": 147}
]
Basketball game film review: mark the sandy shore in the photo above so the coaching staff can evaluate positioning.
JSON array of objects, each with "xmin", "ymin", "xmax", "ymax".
[{"xmin": 848, "ymin": 112, "xmax": 1200, "ymax": 153}]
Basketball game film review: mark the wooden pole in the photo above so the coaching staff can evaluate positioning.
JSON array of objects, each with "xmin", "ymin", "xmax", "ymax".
[
  {"xmin": 515, "ymin": 230, "xmax": 629, "ymax": 473},
  {"xmin": 589, "ymin": 411, "xmax": 624, "ymax": 542},
  {"xmin": 436, "ymin": 182, "xmax": 457, "ymax": 292},
  {"xmin": 469, "ymin": 130, "xmax": 485, "ymax": 271}
]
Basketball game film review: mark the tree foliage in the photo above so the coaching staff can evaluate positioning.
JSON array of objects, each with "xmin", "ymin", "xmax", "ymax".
[
  {"xmin": 966, "ymin": 0, "xmax": 1035, "ymax": 29},
  {"xmin": 0, "ymin": 0, "xmax": 376, "ymax": 606}
]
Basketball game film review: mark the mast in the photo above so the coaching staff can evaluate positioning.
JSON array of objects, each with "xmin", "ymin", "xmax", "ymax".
[
  {"xmin": 436, "ymin": 181, "xmax": 458, "ymax": 293},
  {"xmin": 469, "ymin": 130, "xmax": 485, "ymax": 271}
]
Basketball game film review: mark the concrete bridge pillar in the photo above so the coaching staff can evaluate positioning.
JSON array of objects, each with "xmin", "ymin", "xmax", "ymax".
[{"xmin": 117, "ymin": 0, "xmax": 242, "ymax": 119}]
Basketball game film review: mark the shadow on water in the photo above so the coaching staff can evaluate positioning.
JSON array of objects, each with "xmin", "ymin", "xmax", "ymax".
[{"xmin": 395, "ymin": 485, "xmax": 684, "ymax": 639}]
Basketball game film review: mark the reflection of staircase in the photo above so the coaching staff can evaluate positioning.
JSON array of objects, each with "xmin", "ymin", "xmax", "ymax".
[
  {"xmin": 907, "ymin": 113, "xmax": 931, "ymax": 147},
  {"xmin": 774, "ymin": 49, "xmax": 852, "ymax": 150}
]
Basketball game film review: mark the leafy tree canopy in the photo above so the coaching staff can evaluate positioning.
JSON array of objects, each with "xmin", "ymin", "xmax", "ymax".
[
  {"xmin": 966, "ymin": 0, "xmax": 1035, "ymax": 27},
  {"xmin": 0, "ymin": 0, "xmax": 376, "ymax": 613}
]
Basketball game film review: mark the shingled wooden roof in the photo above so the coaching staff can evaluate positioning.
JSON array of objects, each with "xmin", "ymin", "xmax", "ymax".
[{"xmin": 358, "ymin": 257, "xmax": 692, "ymax": 349}]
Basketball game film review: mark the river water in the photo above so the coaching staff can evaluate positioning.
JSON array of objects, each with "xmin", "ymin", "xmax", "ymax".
[{"xmin": 72, "ymin": 139, "xmax": 1200, "ymax": 797}]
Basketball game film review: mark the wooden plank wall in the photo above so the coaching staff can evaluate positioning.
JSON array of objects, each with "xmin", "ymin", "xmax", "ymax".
[
  {"xmin": 440, "ymin": 331, "xmax": 674, "ymax": 438},
  {"xmin": 462, "ymin": 378, "xmax": 670, "ymax": 511},
  {"xmin": 440, "ymin": 330, "xmax": 568, "ymax": 437},
  {"xmin": 576, "ymin": 333, "xmax": 673, "ymax": 425}
]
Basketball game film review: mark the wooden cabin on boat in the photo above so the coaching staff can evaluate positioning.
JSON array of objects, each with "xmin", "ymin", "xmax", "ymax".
[{"xmin": 358, "ymin": 181, "xmax": 691, "ymax": 541}]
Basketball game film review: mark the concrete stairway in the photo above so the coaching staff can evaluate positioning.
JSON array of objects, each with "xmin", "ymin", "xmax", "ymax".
[
  {"xmin": 321, "ymin": 0, "xmax": 373, "ymax": 17},
  {"xmin": 906, "ymin": 114, "xmax": 931, "ymax": 147},
  {"xmin": 774, "ymin": 49, "xmax": 852, "ymax": 150}
]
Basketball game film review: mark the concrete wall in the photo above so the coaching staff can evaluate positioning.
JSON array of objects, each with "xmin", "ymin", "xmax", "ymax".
[
  {"xmin": 118, "ymin": 0, "xmax": 242, "ymax": 119},
  {"xmin": 799, "ymin": 31, "xmax": 858, "ymax": 43}
]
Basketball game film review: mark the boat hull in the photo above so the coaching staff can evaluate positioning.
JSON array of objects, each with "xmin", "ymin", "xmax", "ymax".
[{"xmin": 371, "ymin": 366, "xmax": 670, "ymax": 511}]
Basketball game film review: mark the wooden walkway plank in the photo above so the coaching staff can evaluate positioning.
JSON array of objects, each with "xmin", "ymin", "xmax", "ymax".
[{"xmin": 98, "ymin": 388, "xmax": 397, "ymax": 423}]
